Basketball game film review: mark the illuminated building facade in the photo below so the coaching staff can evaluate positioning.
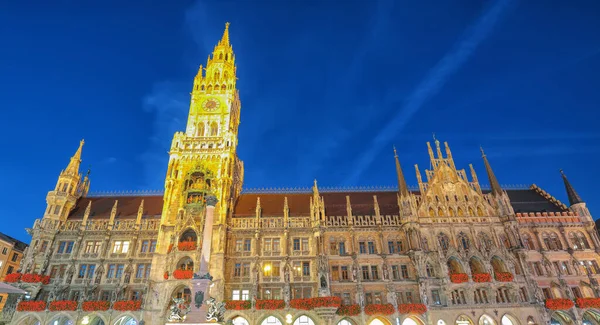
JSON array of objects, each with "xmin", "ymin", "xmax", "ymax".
[{"xmin": 8, "ymin": 24, "xmax": 600, "ymax": 325}]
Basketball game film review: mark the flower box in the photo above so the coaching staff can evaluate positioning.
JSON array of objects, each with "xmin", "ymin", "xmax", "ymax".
[
  {"xmin": 364, "ymin": 304, "xmax": 395, "ymax": 316},
  {"xmin": 576, "ymin": 298, "xmax": 600, "ymax": 309},
  {"xmin": 4, "ymin": 273, "xmax": 21, "ymax": 283},
  {"xmin": 173, "ymin": 269, "xmax": 194, "ymax": 279},
  {"xmin": 290, "ymin": 297, "xmax": 342, "ymax": 310},
  {"xmin": 472, "ymin": 273, "xmax": 492, "ymax": 283},
  {"xmin": 255, "ymin": 299, "xmax": 285, "ymax": 310},
  {"xmin": 82, "ymin": 300, "xmax": 110, "ymax": 311},
  {"xmin": 398, "ymin": 303, "xmax": 427, "ymax": 314},
  {"xmin": 336, "ymin": 304, "xmax": 361, "ymax": 316},
  {"xmin": 17, "ymin": 301, "xmax": 46, "ymax": 312},
  {"xmin": 449, "ymin": 273, "xmax": 469, "ymax": 283},
  {"xmin": 178, "ymin": 241, "xmax": 197, "ymax": 251},
  {"xmin": 113, "ymin": 300, "xmax": 142, "ymax": 311},
  {"xmin": 495, "ymin": 272, "xmax": 514, "ymax": 282},
  {"xmin": 21, "ymin": 273, "xmax": 51, "ymax": 284},
  {"xmin": 225, "ymin": 300, "xmax": 251, "ymax": 310},
  {"xmin": 545, "ymin": 298, "xmax": 574, "ymax": 310},
  {"xmin": 49, "ymin": 300, "xmax": 78, "ymax": 311}
]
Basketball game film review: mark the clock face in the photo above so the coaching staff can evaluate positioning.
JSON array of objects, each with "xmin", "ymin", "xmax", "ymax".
[{"xmin": 201, "ymin": 98, "xmax": 220, "ymax": 112}]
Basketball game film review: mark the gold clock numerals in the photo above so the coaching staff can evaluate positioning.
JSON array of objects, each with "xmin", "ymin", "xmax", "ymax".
[{"xmin": 202, "ymin": 98, "xmax": 220, "ymax": 112}]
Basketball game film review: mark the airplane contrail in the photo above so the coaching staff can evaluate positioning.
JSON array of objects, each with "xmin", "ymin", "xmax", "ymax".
[{"xmin": 345, "ymin": 0, "xmax": 514, "ymax": 185}]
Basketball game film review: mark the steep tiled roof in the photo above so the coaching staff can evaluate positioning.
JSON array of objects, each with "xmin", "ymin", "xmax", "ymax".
[
  {"xmin": 70, "ymin": 187, "xmax": 567, "ymax": 220},
  {"xmin": 68, "ymin": 196, "xmax": 163, "ymax": 220},
  {"xmin": 0, "ymin": 232, "xmax": 28, "ymax": 252}
]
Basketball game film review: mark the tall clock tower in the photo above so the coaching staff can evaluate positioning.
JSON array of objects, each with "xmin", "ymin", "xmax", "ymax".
[{"xmin": 153, "ymin": 23, "xmax": 244, "ymax": 301}]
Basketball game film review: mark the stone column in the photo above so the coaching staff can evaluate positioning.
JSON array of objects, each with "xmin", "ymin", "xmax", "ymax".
[{"xmin": 183, "ymin": 195, "xmax": 219, "ymax": 324}]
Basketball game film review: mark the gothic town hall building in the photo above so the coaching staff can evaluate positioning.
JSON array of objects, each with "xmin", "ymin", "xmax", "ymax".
[{"xmin": 7, "ymin": 24, "xmax": 600, "ymax": 325}]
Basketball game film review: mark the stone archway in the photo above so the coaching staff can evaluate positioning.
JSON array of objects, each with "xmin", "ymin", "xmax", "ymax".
[
  {"xmin": 260, "ymin": 316, "xmax": 284, "ymax": 325},
  {"xmin": 81, "ymin": 314, "xmax": 107, "ymax": 325},
  {"xmin": 550, "ymin": 311, "xmax": 575, "ymax": 325},
  {"xmin": 15, "ymin": 315, "xmax": 41, "ymax": 325},
  {"xmin": 479, "ymin": 315, "xmax": 496, "ymax": 325},
  {"xmin": 113, "ymin": 315, "xmax": 137, "ymax": 325},
  {"xmin": 500, "ymin": 314, "xmax": 520, "ymax": 325},
  {"xmin": 583, "ymin": 310, "xmax": 600, "ymax": 325},
  {"xmin": 368, "ymin": 317, "xmax": 392, "ymax": 325},
  {"xmin": 456, "ymin": 315, "xmax": 474, "ymax": 325},
  {"xmin": 48, "ymin": 314, "xmax": 75, "ymax": 325},
  {"xmin": 231, "ymin": 316, "xmax": 250, "ymax": 325},
  {"xmin": 402, "ymin": 317, "xmax": 425, "ymax": 325}
]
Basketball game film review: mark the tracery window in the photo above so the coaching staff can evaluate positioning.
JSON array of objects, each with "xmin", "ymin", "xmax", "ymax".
[
  {"xmin": 457, "ymin": 232, "xmax": 470, "ymax": 251},
  {"xmin": 522, "ymin": 233, "xmax": 535, "ymax": 250},
  {"xmin": 426, "ymin": 263, "xmax": 436, "ymax": 277},
  {"xmin": 570, "ymin": 232, "xmax": 590, "ymax": 250},
  {"xmin": 438, "ymin": 233, "xmax": 450, "ymax": 251}
]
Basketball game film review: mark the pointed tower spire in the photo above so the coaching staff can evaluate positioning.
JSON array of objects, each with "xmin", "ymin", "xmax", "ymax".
[
  {"xmin": 65, "ymin": 139, "xmax": 84, "ymax": 175},
  {"xmin": 560, "ymin": 169, "xmax": 584, "ymax": 205},
  {"xmin": 394, "ymin": 146, "xmax": 410, "ymax": 196},
  {"xmin": 480, "ymin": 147, "xmax": 502, "ymax": 196},
  {"xmin": 220, "ymin": 22, "xmax": 230, "ymax": 45}
]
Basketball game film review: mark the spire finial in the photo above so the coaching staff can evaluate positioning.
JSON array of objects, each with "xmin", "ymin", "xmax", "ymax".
[
  {"xmin": 65, "ymin": 139, "xmax": 85, "ymax": 175},
  {"xmin": 480, "ymin": 146, "xmax": 486, "ymax": 157},
  {"xmin": 560, "ymin": 169, "xmax": 584, "ymax": 205},
  {"xmin": 220, "ymin": 22, "xmax": 230, "ymax": 45},
  {"xmin": 393, "ymin": 145, "xmax": 398, "ymax": 157}
]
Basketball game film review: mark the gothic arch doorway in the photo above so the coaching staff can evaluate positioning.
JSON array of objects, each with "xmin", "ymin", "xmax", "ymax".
[
  {"xmin": 583, "ymin": 310, "xmax": 600, "ymax": 325},
  {"xmin": 402, "ymin": 317, "xmax": 425, "ymax": 325},
  {"xmin": 368, "ymin": 317, "xmax": 392, "ymax": 325},
  {"xmin": 231, "ymin": 316, "xmax": 250, "ymax": 325},
  {"xmin": 336, "ymin": 319, "xmax": 356, "ymax": 325},
  {"xmin": 48, "ymin": 315, "xmax": 74, "ymax": 325},
  {"xmin": 501, "ymin": 314, "xmax": 520, "ymax": 325},
  {"xmin": 113, "ymin": 315, "xmax": 137, "ymax": 325},
  {"xmin": 293, "ymin": 315, "xmax": 316, "ymax": 325},
  {"xmin": 260, "ymin": 316, "xmax": 283, "ymax": 325},
  {"xmin": 456, "ymin": 315, "xmax": 474, "ymax": 325},
  {"xmin": 550, "ymin": 311, "xmax": 575, "ymax": 325},
  {"xmin": 479, "ymin": 315, "xmax": 496, "ymax": 325},
  {"xmin": 16, "ymin": 315, "xmax": 41, "ymax": 325}
]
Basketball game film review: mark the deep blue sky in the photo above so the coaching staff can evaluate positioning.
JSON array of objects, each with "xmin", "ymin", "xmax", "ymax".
[{"xmin": 1, "ymin": 0, "xmax": 599, "ymax": 242}]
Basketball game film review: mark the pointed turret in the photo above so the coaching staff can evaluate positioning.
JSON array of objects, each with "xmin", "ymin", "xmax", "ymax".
[
  {"xmin": 64, "ymin": 139, "xmax": 84, "ymax": 175},
  {"xmin": 393, "ymin": 146, "xmax": 410, "ymax": 196},
  {"xmin": 220, "ymin": 22, "xmax": 230, "ymax": 46},
  {"xmin": 480, "ymin": 147, "xmax": 502, "ymax": 196},
  {"xmin": 560, "ymin": 170, "xmax": 584, "ymax": 205}
]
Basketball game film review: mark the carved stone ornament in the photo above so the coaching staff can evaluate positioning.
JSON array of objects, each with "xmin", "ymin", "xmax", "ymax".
[
  {"xmin": 167, "ymin": 298, "xmax": 190, "ymax": 322},
  {"xmin": 206, "ymin": 195, "xmax": 219, "ymax": 207},
  {"xmin": 206, "ymin": 297, "xmax": 226, "ymax": 322},
  {"xmin": 194, "ymin": 290, "xmax": 204, "ymax": 308}
]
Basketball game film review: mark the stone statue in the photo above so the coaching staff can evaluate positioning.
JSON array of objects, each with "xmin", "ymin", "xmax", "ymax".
[
  {"xmin": 382, "ymin": 263, "xmax": 389, "ymax": 280},
  {"xmin": 65, "ymin": 265, "xmax": 74, "ymax": 284},
  {"xmin": 352, "ymin": 265, "xmax": 358, "ymax": 281},
  {"xmin": 357, "ymin": 291, "xmax": 365, "ymax": 308},
  {"xmin": 284, "ymin": 265, "xmax": 290, "ymax": 282},
  {"xmin": 194, "ymin": 291, "xmax": 204, "ymax": 308},
  {"xmin": 421, "ymin": 287, "xmax": 428, "ymax": 305},
  {"xmin": 206, "ymin": 297, "xmax": 226, "ymax": 322},
  {"xmin": 167, "ymin": 298, "xmax": 190, "ymax": 322},
  {"xmin": 320, "ymin": 275, "xmax": 328, "ymax": 288}
]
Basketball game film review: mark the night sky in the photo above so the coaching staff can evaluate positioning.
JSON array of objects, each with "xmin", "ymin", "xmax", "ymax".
[{"xmin": 1, "ymin": 0, "xmax": 599, "ymax": 242}]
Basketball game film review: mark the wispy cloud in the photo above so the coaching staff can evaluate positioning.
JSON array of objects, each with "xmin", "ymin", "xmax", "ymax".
[
  {"xmin": 139, "ymin": 81, "xmax": 189, "ymax": 189},
  {"xmin": 344, "ymin": 0, "xmax": 514, "ymax": 185}
]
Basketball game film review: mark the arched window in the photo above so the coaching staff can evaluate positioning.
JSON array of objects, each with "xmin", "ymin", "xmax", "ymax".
[
  {"xmin": 438, "ymin": 207, "xmax": 444, "ymax": 216},
  {"xmin": 293, "ymin": 316, "xmax": 316, "ymax": 325},
  {"xmin": 570, "ymin": 232, "xmax": 590, "ymax": 250},
  {"xmin": 428, "ymin": 208, "xmax": 435, "ymax": 217},
  {"xmin": 219, "ymin": 53, "xmax": 223, "ymax": 60},
  {"xmin": 225, "ymin": 53, "xmax": 229, "ymax": 61},
  {"xmin": 449, "ymin": 208, "xmax": 456, "ymax": 217},
  {"xmin": 197, "ymin": 122, "xmax": 205, "ymax": 137},
  {"xmin": 522, "ymin": 233, "xmax": 535, "ymax": 250},
  {"xmin": 207, "ymin": 85, "xmax": 213, "ymax": 93},
  {"xmin": 232, "ymin": 317, "xmax": 250, "ymax": 325},
  {"xmin": 447, "ymin": 257, "xmax": 464, "ymax": 274},
  {"xmin": 210, "ymin": 122, "xmax": 218, "ymax": 136},
  {"xmin": 221, "ymin": 84, "xmax": 226, "ymax": 91},
  {"xmin": 478, "ymin": 232, "xmax": 494, "ymax": 251},
  {"xmin": 438, "ymin": 233, "xmax": 450, "ymax": 250},
  {"xmin": 476, "ymin": 207, "xmax": 484, "ymax": 217},
  {"xmin": 426, "ymin": 263, "xmax": 435, "ymax": 277},
  {"xmin": 550, "ymin": 233, "xmax": 562, "ymax": 250},
  {"xmin": 457, "ymin": 207, "xmax": 464, "ymax": 216},
  {"xmin": 457, "ymin": 232, "xmax": 470, "ymax": 251},
  {"xmin": 261, "ymin": 316, "xmax": 283, "ymax": 325},
  {"xmin": 201, "ymin": 84, "xmax": 205, "ymax": 91},
  {"xmin": 469, "ymin": 257, "xmax": 486, "ymax": 274}
]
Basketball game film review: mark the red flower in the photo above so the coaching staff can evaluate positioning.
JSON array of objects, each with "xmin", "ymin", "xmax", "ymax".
[
  {"xmin": 178, "ymin": 241, "xmax": 197, "ymax": 251},
  {"xmin": 398, "ymin": 303, "xmax": 427, "ymax": 314},
  {"xmin": 167, "ymin": 244, "xmax": 174, "ymax": 253},
  {"xmin": 336, "ymin": 304, "xmax": 360, "ymax": 316},
  {"xmin": 49, "ymin": 300, "xmax": 78, "ymax": 311},
  {"xmin": 173, "ymin": 269, "xmax": 193, "ymax": 279},
  {"xmin": 164, "ymin": 271, "xmax": 169, "ymax": 280},
  {"xmin": 225, "ymin": 300, "xmax": 251, "ymax": 310},
  {"xmin": 576, "ymin": 298, "xmax": 600, "ymax": 309},
  {"xmin": 20, "ymin": 273, "xmax": 50, "ymax": 284},
  {"xmin": 82, "ymin": 301, "xmax": 110, "ymax": 311},
  {"xmin": 449, "ymin": 273, "xmax": 469, "ymax": 283},
  {"xmin": 290, "ymin": 297, "xmax": 342, "ymax": 310},
  {"xmin": 113, "ymin": 300, "xmax": 142, "ymax": 311},
  {"xmin": 495, "ymin": 272, "xmax": 514, "ymax": 282},
  {"xmin": 17, "ymin": 301, "xmax": 46, "ymax": 312},
  {"xmin": 472, "ymin": 273, "xmax": 492, "ymax": 283},
  {"xmin": 4, "ymin": 273, "xmax": 21, "ymax": 283},
  {"xmin": 545, "ymin": 298, "xmax": 574, "ymax": 310},
  {"xmin": 255, "ymin": 299, "xmax": 285, "ymax": 310},
  {"xmin": 364, "ymin": 304, "xmax": 395, "ymax": 316}
]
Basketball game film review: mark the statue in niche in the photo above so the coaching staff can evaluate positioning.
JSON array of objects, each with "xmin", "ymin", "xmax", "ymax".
[{"xmin": 320, "ymin": 275, "xmax": 328, "ymax": 288}]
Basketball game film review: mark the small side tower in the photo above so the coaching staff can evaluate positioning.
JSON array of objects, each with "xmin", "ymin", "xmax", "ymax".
[
  {"xmin": 560, "ymin": 169, "xmax": 591, "ymax": 219},
  {"xmin": 44, "ymin": 139, "xmax": 90, "ymax": 221}
]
